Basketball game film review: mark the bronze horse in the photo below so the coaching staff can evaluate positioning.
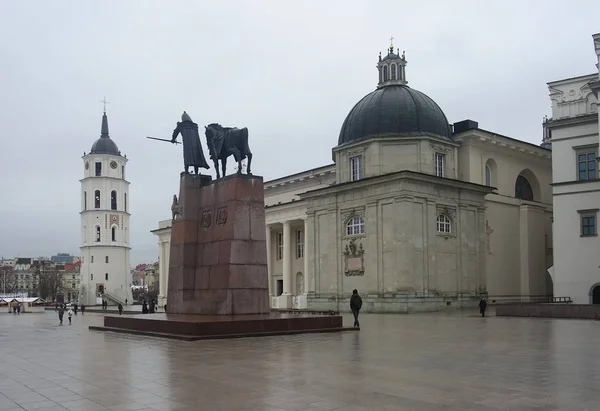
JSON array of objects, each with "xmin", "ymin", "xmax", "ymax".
[{"xmin": 204, "ymin": 123, "xmax": 252, "ymax": 179}]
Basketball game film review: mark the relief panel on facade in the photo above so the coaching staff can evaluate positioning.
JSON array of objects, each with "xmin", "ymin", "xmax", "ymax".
[{"xmin": 343, "ymin": 238, "xmax": 364, "ymax": 277}]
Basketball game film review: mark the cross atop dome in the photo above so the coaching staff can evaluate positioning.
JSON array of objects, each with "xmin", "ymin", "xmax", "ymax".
[{"xmin": 377, "ymin": 38, "xmax": 408, "ymax": 88}]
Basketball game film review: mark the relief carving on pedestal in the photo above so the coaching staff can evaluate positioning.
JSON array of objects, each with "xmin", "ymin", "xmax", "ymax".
[
  {"xmin": 343, "ymin": 238, "xmax": 365, "ymax": 277},
  {"xmin": 201, "ymin": 210, "xmax": 212, "ymax": 228},
  {"xmin": 216, "ymin": 206, "xmax": 228, "ymax": 225}
]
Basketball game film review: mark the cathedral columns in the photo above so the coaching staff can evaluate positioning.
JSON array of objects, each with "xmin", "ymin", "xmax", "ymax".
[
  {"xmin": 282, "ymin": 221, "xmax": 293, "ymax": 293},
  {"xmin": 265, "ymin": 224, "xmax": 272, "ymax": 296},
  {"xmin": 278, "ymin": 221, "xmax": 293, "ymax": 309},
  {"xmin": 303, "ymin": 217, "xmax": 310, "ymax": 294}
]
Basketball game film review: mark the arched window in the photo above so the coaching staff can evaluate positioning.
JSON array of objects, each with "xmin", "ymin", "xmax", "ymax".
[
  {"xmin": 383, "ymin": 65, "xmax": 389, "ymax": 81},
  {"xmin": 436, "ymin": 214, "xmax": 452, "ymax": 233},
  {"xmin": 515, "ymin": 175, "xmax": 534, "ymax": 201},
  {"xmin": 84, "ymin": 191, "xmax": 87, "ymax": 211},
  {"xmin": 94, "ymin": 190, "xmax": 101, "ymax": 209},
  {"xmin": 346, "ymin": 216, "xmax": 365, "ymax": 236},
  {"xmin": 95, "ymin": 226, "xmax": 101, "ymax": 242},
  {"xmin": 111, "ymin": 226, "xmax": 117, "ymax": 242},
  {"xmin": 391, "ymin": 64, "xmax": 397, "ymax": 80},
  {"xmin": 485, "ymin": 165, "xmax": 492, "ymax": 187},
  {"xmin": 105, "ymin": 273, "xmax": 108, "ymax": 281},
  {"xmin": 111, "ymin": 190, "xmax": 117, "ymax": 210}
]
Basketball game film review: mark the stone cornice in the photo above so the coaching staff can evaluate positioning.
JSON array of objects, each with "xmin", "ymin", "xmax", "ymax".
[
  {"xmin": 300, "ymin": 170, "xmax": 494, "ymax": 200},
  {"xmin": 453, "ymin": 130, "xmax": 551, "ymax": 159},
  {"xmin": 80, "ymin": 176, "xmax": 131, "ymax": 185},
  {"xmin": 265, "ymin": 166, "xmax": 335, "ymax": 190},
  {"xmin": 544, "ymin": 113, "xmax": 598, "ymax": 130},
  {"xmin": 333, "ymin": 134, "xmax": 459, "ymax": 154}
]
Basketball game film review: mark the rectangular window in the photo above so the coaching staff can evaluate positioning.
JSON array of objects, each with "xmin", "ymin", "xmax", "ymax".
[
  {"xmin": 350, "ymin": 156, "xmax": 362, "ymax": 181},
  {"xmin": 105, "ymin": 256, "xmax": 109, "ymax": 263},
  {"xmin": 276, "ymin": 232, "xmax": 283, "ymax": 260},
  {"xmin": 95, "ymin": 162, "xmax": 102, "ymax": 177},
  {"xmin": 435, "ymin": 153, "xmax": 445, "ymax": 177},
  {"xmin": 91, "ymin": 256, "xmax": 94, "ymax": 263},
  {"xmin": 577, "ymin": 151, "xmax": 597, "ymax": 181},
  {"xmin": 296, "ymin": 230, "xmax": 304, "ymax": 259},
  {"xmin": 579, "ymin": 210, "xmax": 598, "ymax": 237}
]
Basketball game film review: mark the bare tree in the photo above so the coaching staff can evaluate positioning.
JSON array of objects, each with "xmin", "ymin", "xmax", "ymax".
[
  {"xmin": 31, "ymin": 259, "xmax": 64, "ymax": 301},
  {"xmin": 0, "ymin": 266, "xmax": 17, "ymax": 295}
]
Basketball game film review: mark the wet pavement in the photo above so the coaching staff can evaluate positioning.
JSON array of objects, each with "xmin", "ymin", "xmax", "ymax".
[{"xmin": 0, "ymin": 310, "xmax": 599, "ymax": 410}]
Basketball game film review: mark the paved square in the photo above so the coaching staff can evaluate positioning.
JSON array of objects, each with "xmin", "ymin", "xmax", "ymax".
[{"xmin": 0, "ymin": 310, "xmax": 599, "ymax": 410}]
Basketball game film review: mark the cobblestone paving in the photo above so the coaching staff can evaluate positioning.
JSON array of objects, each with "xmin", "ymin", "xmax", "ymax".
[{"xmin": 0, "ymin": 310, "xmax": 598, "ymax": 410}]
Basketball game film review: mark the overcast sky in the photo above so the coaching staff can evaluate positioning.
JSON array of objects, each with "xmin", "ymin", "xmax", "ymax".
[{"xmin": 0, "ymin": 0, "xmax": 598, "ymax": 265}]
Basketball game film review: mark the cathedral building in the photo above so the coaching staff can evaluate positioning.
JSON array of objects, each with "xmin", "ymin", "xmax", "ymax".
[
  {"xmin": 153, "ymin": 43, "xmax": 553, "ymax": 312},
  {"xmin": 79, "ymin": 109, "xmax": 133, "ymax": 306}
]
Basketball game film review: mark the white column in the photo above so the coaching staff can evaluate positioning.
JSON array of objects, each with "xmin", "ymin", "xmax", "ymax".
[
  {"xmin": 265, "ymin": 224, "xmax": 272, "ymax": 296},
  {"xmin": 158, "ymin": 242, "xmax": 166, "ymax": 298},
  {"xmin": 303, "ymin": 218, "xmax": 310, "ymax": 294},
  {"xmin": 282, "ymin": 221, "xmax": 292, "ymax": 296}
]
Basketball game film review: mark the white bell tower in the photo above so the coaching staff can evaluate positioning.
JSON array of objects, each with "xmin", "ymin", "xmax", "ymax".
[{"xmin": 79, "ymin": 104, "xmax": 133, "ymax": 306}]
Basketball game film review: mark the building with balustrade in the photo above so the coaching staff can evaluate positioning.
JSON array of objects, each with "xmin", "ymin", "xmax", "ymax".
[
  {"xmin": 545, "ymin": 33, "xmax": 600, "ymax": 304},
  {"xmin": 153, "ymin": 42, "xmax": 553, "ymax": 312}
]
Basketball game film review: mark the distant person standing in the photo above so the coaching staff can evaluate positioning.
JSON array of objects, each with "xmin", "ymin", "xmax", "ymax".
[
  {"xmin": 479, "ymin": 297, "xmax": 488, "ymax": 318},
  {"xmin": 350, "ymin": 289, "xmax": 363, "ymax": 328},
  {"xmin": 125, "ymin": 298, "xmax": 128, "ymax": 306},
  {"xmin": 73, "ymin": 303, "xmax": 78, "ymax": 314},
  {"xmin": 118, "ymin": 303, "xmax": 123, "ymax": 315},
  {"xmin": 67, "ymin": 306, "xmax": 74, "ymax": 325},
  {"xmin": 81, "ymin": 304, "xmax": 85, "ymax": 314}
]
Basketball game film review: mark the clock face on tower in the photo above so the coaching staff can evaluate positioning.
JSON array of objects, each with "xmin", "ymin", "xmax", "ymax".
[
  {"xmin": 110, "ymin": 161, "xmax": 118, "ymax": 169},
  {"xmin": 85, "ymin": 161, "xmax": 89, "ymax": 170}
]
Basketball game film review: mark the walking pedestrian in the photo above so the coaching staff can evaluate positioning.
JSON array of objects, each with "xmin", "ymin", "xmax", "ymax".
[
  {"xmin": 67, "ymin": 306, "xmax": 74, "ymax": 325},
  {"xmin": 118, "ymin": 303, "xmax": 123, "ymax": 315},
  {"xmin": 350, "ymin": 289, "xmax": 363, "ymax": 328},
  {"xmin": 125, "ymin": 298, "xmax": 128, "ymax": 306},
  {"xmin": 81, "ymin": 304, "xmax": 85, "ymax": 314},
  {"xmin": 479, "ymin": 297, "xmax": 488, "ymax": 317},
  {"xmin": 58, "ymin": 306, "xmax": 64, "ymax": 325}
]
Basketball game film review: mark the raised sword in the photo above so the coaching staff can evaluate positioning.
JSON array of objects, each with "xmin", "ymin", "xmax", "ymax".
[{"xmin": 146, "ymin": 136, "xmax": 181, "ymax": 144}]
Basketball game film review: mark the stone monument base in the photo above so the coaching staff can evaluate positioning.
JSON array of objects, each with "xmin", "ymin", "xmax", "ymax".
[{"xmin": 89, "ymin": 312, "xmax": 356, "ymax": 341}]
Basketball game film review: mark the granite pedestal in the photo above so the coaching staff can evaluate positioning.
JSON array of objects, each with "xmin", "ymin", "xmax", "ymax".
[{"xmin": 92, "ymin": 173, "xmax": 350, "ymax": 339}]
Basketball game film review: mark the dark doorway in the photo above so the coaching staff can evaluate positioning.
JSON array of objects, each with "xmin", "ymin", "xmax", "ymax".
[
  {"xmin": 276, "ymin": 280, "xmax": 283, "ymax": 296},
  {"xmin": 593, "ymin": 286, "xmax": 600, "ymax": 304}
]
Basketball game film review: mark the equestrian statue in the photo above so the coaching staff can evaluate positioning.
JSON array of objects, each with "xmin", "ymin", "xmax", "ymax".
[{"xmin": 204, "ymin": 123, "xmax": 253, "ymax": 179}]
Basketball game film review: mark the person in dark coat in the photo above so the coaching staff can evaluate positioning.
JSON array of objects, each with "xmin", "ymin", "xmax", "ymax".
[
  {"xmin": 58, "ymin": 306, "xmax": 64, "ymax": 325},
  {"xmin": 81, "ymin": 304, "xmax": 85, "ymax": 314},
  {"xmin": 350, "ymin": 289, "xmax": 363, "ymax": 328},
  {"xmin": 118, "ymin": 303, "xmax": 123, "ymax": 315},
  {"xmin": 142, "ymin": 301, "xmax": 149, "ymax": 314},
  {"xmin": 479, "ymin": 297, "xmax": 487, "ymax": 317}
]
